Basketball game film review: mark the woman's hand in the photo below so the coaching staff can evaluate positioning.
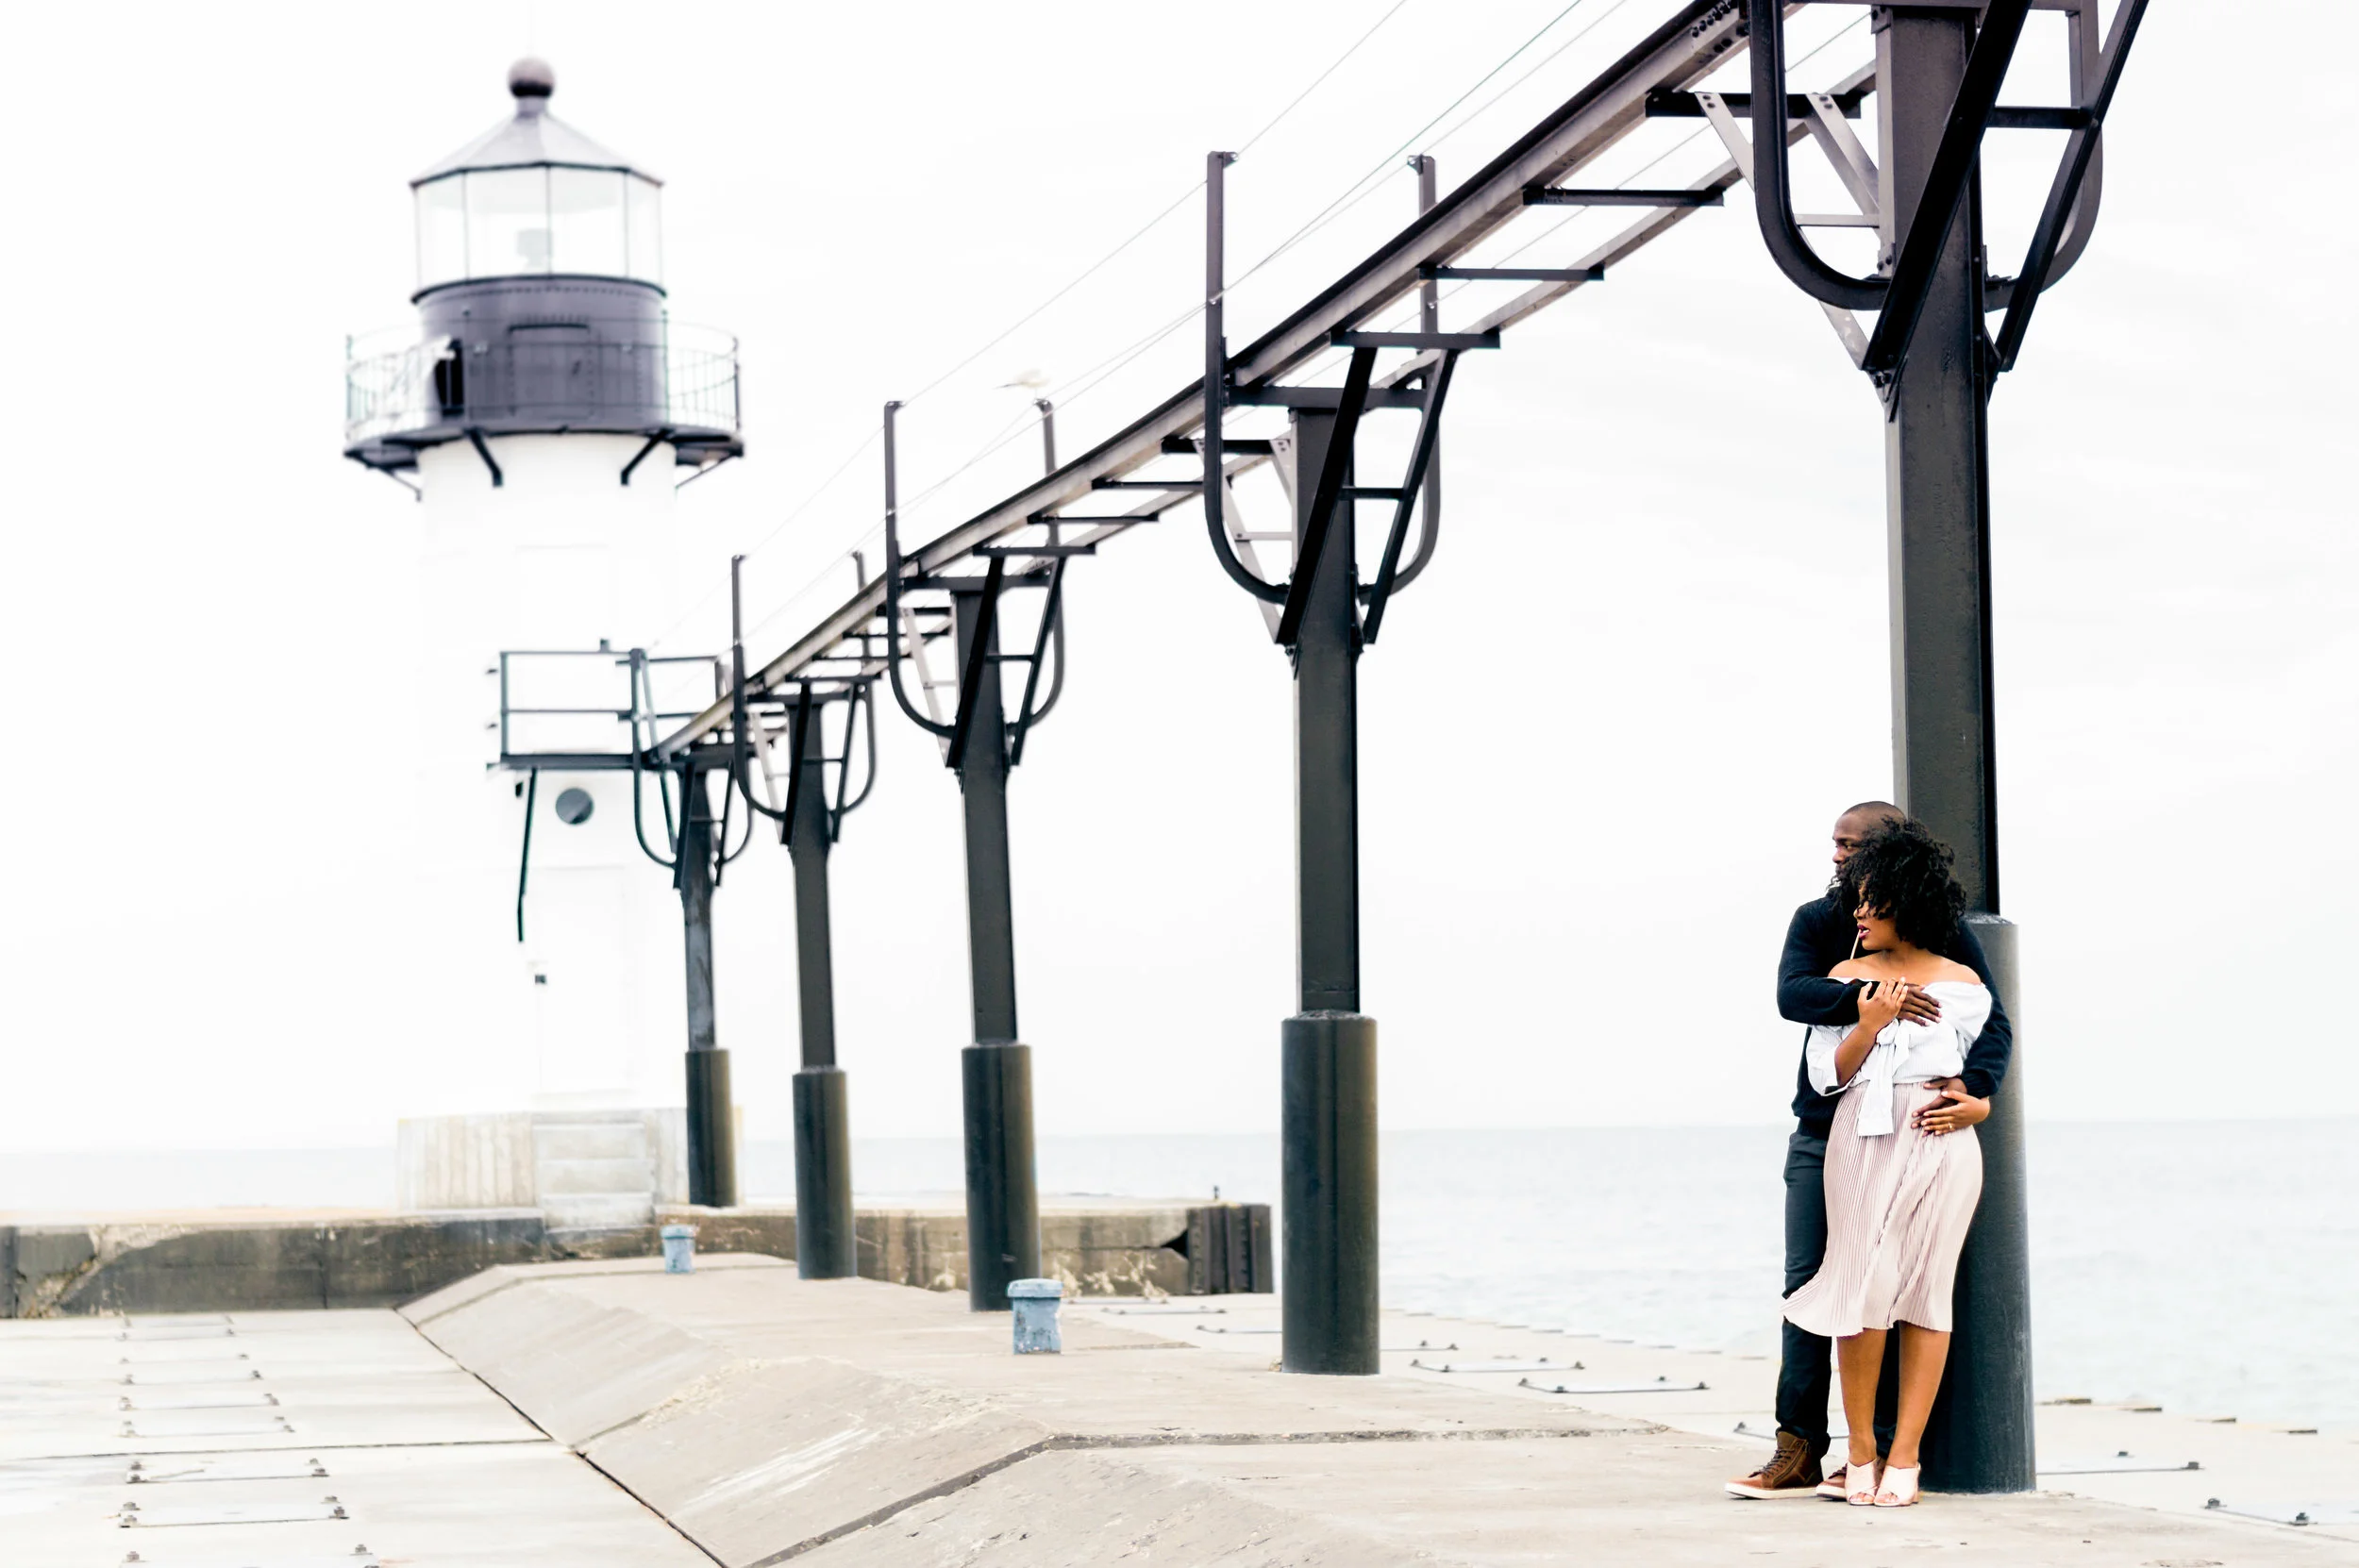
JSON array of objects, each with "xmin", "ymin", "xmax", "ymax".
[
  {"xmin": 1832, "ymin": 979, "xmax": 1911, "ymax": 1088},
  {"xmin": 1856, "ymin": 977, "xmax": 1911, "ymax": 1032},
  {"xmin": 1914, "ymin": 1080, "xmax": 1990, "ymax": 1137}
]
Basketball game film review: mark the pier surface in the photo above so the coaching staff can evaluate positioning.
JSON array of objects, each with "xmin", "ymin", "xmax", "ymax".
[{"xmin": 3, "ymin": 1255, "xmax": 2349, "ymax": 1563}]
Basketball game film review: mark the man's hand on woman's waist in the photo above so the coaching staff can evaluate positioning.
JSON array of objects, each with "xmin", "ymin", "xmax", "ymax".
[{"xmin": 1913, "ymin": 1079, "xmax": 1989, "ymax": 1136}]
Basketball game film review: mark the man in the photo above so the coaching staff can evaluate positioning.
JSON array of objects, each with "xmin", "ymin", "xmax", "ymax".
[{"xmin": 1724, "ymin": 800, "xmax": 2013, "ymax": 1500}]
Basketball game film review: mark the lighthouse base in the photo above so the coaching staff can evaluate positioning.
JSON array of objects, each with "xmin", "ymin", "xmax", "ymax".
[{"xmin": 396, "ymin": 1108, "xmax": 723, "ymax": 1240}]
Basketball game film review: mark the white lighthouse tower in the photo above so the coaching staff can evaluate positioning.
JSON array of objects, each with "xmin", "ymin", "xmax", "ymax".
[{"xmin": 346, "ymin": 58, "xmax": 742, "ymax": 1230}]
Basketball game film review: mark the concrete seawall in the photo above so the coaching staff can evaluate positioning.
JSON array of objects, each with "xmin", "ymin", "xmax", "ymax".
[
  {"xmin": 0, "ymin": 1196, "xmax": 1238, "ymax": 1316},
  {"xmin": 0, "ymin": 1209, "xmax": 545, "ymax": 1317}
]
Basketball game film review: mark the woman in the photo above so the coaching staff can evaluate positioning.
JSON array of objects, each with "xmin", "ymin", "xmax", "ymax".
[{"xmin": 1782, "ymin": 818, "xmax": 1988, "ymax": 1509}]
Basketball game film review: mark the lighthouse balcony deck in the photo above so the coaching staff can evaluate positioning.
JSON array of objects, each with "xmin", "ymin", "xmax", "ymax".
[{"xmin": 343, "ymin": 314, "xmax": 741, "ymax": 475}]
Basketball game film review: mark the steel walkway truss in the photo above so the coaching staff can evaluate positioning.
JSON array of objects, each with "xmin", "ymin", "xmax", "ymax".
[{"xmin": 651, "ymin": 0, "xmax": 2135, "ymax": 760}]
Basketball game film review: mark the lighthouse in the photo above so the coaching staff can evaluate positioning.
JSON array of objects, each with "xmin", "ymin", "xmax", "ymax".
[{"xmin": 346, "ymin": 58, "xmax": 743, "ymax": 1234}]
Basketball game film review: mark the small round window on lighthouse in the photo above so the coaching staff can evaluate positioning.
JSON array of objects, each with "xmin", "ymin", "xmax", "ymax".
[{"xmin": 553, "ymin": 787, "xmax": 595, "ymax": 826}]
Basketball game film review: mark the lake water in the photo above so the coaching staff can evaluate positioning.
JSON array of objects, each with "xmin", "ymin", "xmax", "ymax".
[{"xmin": 8, "ymin": 1119, "xmax": 2351, "ymax": 1430}]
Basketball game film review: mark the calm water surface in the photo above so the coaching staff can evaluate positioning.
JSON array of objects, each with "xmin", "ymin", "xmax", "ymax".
[
  {"xmin": 827, "ymin": 1120, "xmax": 2359, "ymax": 1430},
  {"xmin": 8, "ymin": 1120, "xmax": 2350, "ymax": 1428}
]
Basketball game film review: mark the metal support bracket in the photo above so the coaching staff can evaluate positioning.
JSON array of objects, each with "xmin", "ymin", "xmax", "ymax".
[
  {"xmin": 777, "ymin": 686, "xmax": 813, "ymax": 844},
  {"xmin": 1526, "ymin": 187, "xmax": 1722, "ymax": 208},
  {"xmin": 1993, "ymin": 0, "xmax": 2150, "ymax": 372},
  {"xmin": 1855, "ymin": 0, "xmax": 2033, "ymax": 378},
  {"xmin": 1803, "ymin": 92, "xmax": 1881, "ymax": 219},
  {"xmin": 464, "ymin": 427, "xmax": 504, "ymax": 488},
  {"xmin": 1423, "ymin": 265, "xmax": 1602, "ymax": 285},
  {"xmin": 1274, "ymin": 346, "xmax": 1377, "ymax": 647},
  {"xmin": 1362, "ymin": 351, "xmax": 1459, "ymax": 645},
  {"xmin": 1006, "ymin": 558, "xmax": 1066, "ymax": 767},
  {"xmin": 1202, "ymin": 147, "xmax": 1289, "ymax": 609},
  {"xmin": 945, "ymin": 559, "xmax": 1008, "ymax": 772},
  {"xmin": 832, "ymin": 683, "xmax": 878, "ymax": 836},
  {"xmin": 1697, "ymin": 89, "xmax": 1872, "ymax": 365},
  {"xmin": 1229, "ymin": 385, "xmax": 1430, "ymax": 410},
  {"xmin": 627, "ymin": 650, "xmax": 681, "ymax": 872},
  {"xmin": 620, "ymin": 430, "xmax": 672, "ymax": 487},
  {"xmin": 1330, "ymin": 330, "xmax": 1499, "ymax": 351}
]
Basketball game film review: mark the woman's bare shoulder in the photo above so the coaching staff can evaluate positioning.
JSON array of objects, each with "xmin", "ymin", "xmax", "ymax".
[
  {"xmin": 1828, "ymin": 959, "xmax": 1878, "ymax": 981},
  {"xmin": 1923, "ymin": 956, "xmax": 1983, "ymax": 987}
]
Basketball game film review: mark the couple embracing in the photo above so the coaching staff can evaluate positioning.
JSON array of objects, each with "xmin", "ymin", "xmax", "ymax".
[{"xmin": 1725, "ymin": 802, "xmax": 2012, "ymax": 1510}]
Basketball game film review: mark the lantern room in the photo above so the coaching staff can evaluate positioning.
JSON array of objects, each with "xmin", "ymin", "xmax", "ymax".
[{"xmin": 410, "ymin": 58, "xmax": 664, "ymax": 296}]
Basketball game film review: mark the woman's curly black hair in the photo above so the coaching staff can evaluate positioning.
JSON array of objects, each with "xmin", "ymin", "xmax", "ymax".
[{"xmin": 1838, "ymin": 817, "xmax": 1966, "ymax": 952}]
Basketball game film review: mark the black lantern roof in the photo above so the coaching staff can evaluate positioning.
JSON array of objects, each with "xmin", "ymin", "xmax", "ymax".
[{"xmin": 411, "ymin": 57, "xmax": 661, "ymax": 187}]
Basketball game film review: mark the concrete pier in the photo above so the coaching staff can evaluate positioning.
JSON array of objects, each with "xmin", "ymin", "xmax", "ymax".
[
  {"xmin": 0, "ymin": 1293, "xmax": 719, "ymax": 1563},
  {"xmin": 2, "ymin": 1259, "xmax": 2348, "ymax": 1562}
]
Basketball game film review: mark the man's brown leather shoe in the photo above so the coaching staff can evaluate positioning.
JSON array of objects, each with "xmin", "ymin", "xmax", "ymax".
[{"xmin": 1724, "ymin": 1430, "xmax": 1825, "ymax": 1499}]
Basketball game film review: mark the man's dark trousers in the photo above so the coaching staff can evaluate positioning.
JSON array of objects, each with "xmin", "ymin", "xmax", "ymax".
[{"xmin": 1778, "ymin": 1128, "xmax": 1897, "ymax": 1458}]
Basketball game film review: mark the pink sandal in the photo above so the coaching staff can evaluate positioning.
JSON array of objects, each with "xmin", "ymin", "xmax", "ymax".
[
  {"xmin": 1874, "ymin": 1463, "xmax": 1921, "ymax": 1508},
  {"xmin": 1846, "ymin": 1460, "xmax": 1882, "ymax": 1506}
]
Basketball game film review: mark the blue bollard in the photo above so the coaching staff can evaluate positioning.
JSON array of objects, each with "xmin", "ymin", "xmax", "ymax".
[
  {"xmin": 661, "ymin": 1224, "xmax": 696, "ymax": 1275},
  {"xmin": 1008, "ymin": 1277, "xmax": 1062, "ymax": 1354}
]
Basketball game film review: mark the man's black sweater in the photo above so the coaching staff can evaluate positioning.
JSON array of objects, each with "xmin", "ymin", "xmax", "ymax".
[{"xmin": 1777, "ymin": 892, "xmax": 2013, "ymax": 1137}]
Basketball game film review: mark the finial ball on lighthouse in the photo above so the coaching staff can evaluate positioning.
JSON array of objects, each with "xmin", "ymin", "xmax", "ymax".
[{"xmin": 508, "ymin": 57, "xmax": 556, "ymax": 101}]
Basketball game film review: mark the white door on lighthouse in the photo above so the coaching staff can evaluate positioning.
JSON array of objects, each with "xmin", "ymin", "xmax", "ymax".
[{"xmin": 527, "ymin": 862, "xmax": 633, "ymax": 1105}]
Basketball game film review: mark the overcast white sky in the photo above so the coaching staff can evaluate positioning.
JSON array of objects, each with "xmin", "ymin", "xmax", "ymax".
[{"xmin": 1, "ymin": 2, "xmax": 2349, "ymax": 1153}]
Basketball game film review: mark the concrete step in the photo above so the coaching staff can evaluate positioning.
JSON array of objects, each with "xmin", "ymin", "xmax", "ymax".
[
  {"xmin": 532, "ymin": 1121, "xmax": 650, "ymax": 1163},
  {"xmin": 535, "ymin": 1157, "xmax": 656, "ymax": 1197},
  {"xmin": 541, "ymin": 1193, "xmax": 655, "ymax": 1232}
]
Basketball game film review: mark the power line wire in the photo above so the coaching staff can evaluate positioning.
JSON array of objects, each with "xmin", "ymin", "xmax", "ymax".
[
  {"xmin": 706, "ymin": 0, "xmax": 1801, "ymax": 663},
  {"xmin": 1452, "ymin": 4, "xmax": 1870, "ymax": 276},
  {"xmin": 648, "ymin": 429, "xmax": 878, "ymax": 648},
  {"xmin": 898, "ymin": 0, "xmax": 1417, "ymax": 412},
  {"xmin": 898, "ymin": 300, "xmax": 1206, "ymax": 528},
  {"xmin": 1237, "ymin": 0, "xmax": 1419, "ymax": 157},
  {"xmin": 1286, "ymin": 12, "xmax": 1874, "ymax": 380},
  {"xmin": 1229, "ymin": 0, "xmax": 1601, "ymax": 294},
  {"xmin": 686, "ymin": 5, "xmax": 1430, "ymax": 654},
  {"xmin": 1425, "ymin": 0, "xmax": 1637, "ymax": 155},
  {"xmin": 901, "ymin": 181, "xmax": 1207, "ymax": 409}
]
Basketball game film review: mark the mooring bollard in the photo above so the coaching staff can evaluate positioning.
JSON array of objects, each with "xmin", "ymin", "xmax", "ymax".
[
  {"xmin": 1008, "ymin": 1277, "xmax": 1062, "ymax": 1354},
  {"xmin": 661, "ymin": 1224, "xmax": 696, "ymax": 1275}
]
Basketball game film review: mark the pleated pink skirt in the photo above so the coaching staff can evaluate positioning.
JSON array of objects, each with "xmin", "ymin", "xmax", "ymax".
[{"xmin": 1784, "ymin": 1082, "xmax": 1983, "ymax": 1338}]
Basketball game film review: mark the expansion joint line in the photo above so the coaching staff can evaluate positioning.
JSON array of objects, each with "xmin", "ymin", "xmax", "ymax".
[
  {"xmin": 400, "ymin": 1308, "xmax": 730, "ymax": 1565},
  {"xmin": 744, "ymin": 1423, "xmax": 1650, "ymax": 1565}
]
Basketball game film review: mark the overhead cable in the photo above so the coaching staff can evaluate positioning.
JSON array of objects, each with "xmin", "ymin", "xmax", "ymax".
[
  {"xmin": 1237, "ymin": 0, "xmax": 1420, "ymax": 158},
  {"xmin": 1230, "ymin": 0, "xmax": 1603, "ymax": 294},
  {"xmin": 687, "ymin": 1, "xmax": 1483, "ymax": 655}
]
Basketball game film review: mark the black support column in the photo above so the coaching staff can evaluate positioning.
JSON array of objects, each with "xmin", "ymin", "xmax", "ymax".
[
  {"xmin": 678, "ymin": 764, "xmax": 737, "ymax": 1209},
  {"xmin": 788, "ymin": 706, "xmax": 856, "ymax": 1278},
  {"xmin": 1878, "ymin": 8, "xmax": 2032, "ymax": 1493},
  {"xmin": 1281, "ymin": 408, "xmax": 1379, "ymax": 1376},
  {"xmin": 951, "ymin": 586, "xmax": 1040, "ymax": 1311}
]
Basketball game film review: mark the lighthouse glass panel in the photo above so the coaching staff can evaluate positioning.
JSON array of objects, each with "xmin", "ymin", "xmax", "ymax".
[
  {"xmin": 415, "ymin": 176, "xmax": 468, "ymax": 291},
  {"xmin": 549, "ymin": 167, "xmax": 627, "ymax": 277},
  {"xmin": 466, "ymin": 167, "xmax": 553, "ymax": 277},
  {"xmin": 626, "ymin": 175, "xmax": 663, "ymax": 286}
]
